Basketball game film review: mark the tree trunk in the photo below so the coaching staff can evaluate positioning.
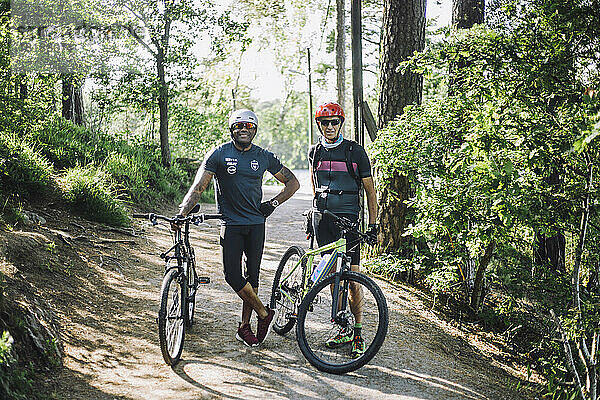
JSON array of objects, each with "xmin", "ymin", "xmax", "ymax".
[
  {"xmin": 377, "ymin": 173, "xmax": 410, "ymax": 254},
  {"xmin": 378, "ymin": 0, "xmax": 426, "ymax": 128},
  {"xmin": 534, "ymin": 171, "xmax": 566, "ymax": 274},
  {"xmin": 451, "ymin": 0, "xmax": 484, "ymax": 29},
  {"xmin": 376, "ymin": 0, "xmax": 426, "ymax": 254},
  {"xmin": 17, "ymin": 75, "xmax": 27, "ymax": 100},
  {"xmin": 336, "ymin": 0, "xmax": 346, "ymax": 110},
  {"xmin": 62, "ymin": 74, "xmax": 84, "ymax": 126},
  {"xmin": 157, "ymin": 50, "xmax": 171, "ymax": 168},
  {"xmin": 448, "ymin": 0, "xmax": 484, "ymax": 94},
  {"xmin": 534, "ymin": 232, "xmax": 566, "ymax": 272},
  {"xmin": 470, "ymin": 240, "xmax": 495, "ymax": 312}
]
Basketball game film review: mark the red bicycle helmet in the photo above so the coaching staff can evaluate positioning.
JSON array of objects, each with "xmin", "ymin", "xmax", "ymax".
[{"xmin": 315, "ymin": 102, "xmax": 345, "ymax": 122}]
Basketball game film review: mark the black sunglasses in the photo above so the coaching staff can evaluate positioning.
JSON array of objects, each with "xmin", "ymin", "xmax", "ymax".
[{"xmin": 318, "ymin": 118, "xmax": 341, "ymax": 127}]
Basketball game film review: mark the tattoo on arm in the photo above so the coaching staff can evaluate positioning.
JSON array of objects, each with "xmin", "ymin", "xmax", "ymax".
[
  {"xmin": 271, "ymin": 166, "xmax": 299, "ymax": 203},
  {"xmin": 179, "ymin": 171, "xmax": 213, "ymax": 215},
  {"xmin": 273, "ymin": 167, "xmax": 296, "ymax": 184},
  {"xmin": 281, "ymin": 167, "xmax": 296, "ymax": 183}
]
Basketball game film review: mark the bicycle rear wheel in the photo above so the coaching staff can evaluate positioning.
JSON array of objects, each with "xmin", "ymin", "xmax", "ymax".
[
  {"xmin": 270, "ymin": 246, "xmax": 307, "ymax": 335},
  {"xmin": 158, "ymin": 268, "xmax": 187, "ymax": 365},
  {"xmin": 296, "ymin": 271, "xmax": 388, "ymax": 374}
]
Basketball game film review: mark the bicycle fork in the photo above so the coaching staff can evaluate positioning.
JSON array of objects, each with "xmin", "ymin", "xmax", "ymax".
[{"xmin": 331, "ymin": 263, "xmax": 351, "ymax": 326}]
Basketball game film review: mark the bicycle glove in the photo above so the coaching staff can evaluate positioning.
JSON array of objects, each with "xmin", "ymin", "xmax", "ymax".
[
  {"xmin": 366, "ymin": 224, "xmax": 378, "ymax": 245},
  {"xmin": 259, "ymin": 201, "xmax": 276, "ymax": 218}
]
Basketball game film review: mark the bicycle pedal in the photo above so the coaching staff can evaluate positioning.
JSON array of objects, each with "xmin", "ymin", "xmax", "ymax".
[{"xmin": 198, "ymin": 276, "xmax": 210, "ymax": 284}]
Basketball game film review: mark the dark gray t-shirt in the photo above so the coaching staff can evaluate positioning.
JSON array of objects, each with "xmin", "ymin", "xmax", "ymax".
[{"xmin": 203, "ymin": 142, "xmax": 283, "ymax": 225}]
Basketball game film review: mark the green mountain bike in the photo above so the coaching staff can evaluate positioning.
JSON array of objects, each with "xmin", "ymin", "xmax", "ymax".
[{"xmin": 270, "ymin": 209, "xmax": 388, "ymax": 374}]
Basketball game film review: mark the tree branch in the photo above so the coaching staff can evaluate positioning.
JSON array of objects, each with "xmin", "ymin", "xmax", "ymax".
[
  {"xmin": 572, "ymin": 155, "xmax": 593, "ymax": 311},
  {"xmin": 124, "ymin": 24, "xmax": 156, "ymax": 57},
  {"xmin": 550, "ymin": 309, "xmax": 586, "ymax": 399}
]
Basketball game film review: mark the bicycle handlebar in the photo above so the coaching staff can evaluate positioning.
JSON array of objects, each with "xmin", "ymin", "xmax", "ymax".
[{"xmin": 133, "ymin": 213, "xmax": 222, "ymax": 225}]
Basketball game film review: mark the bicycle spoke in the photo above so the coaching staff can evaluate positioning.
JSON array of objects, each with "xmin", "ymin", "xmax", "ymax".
[
  {"xmin": 271, "ymin": 246, "xmax": 306, "ymax": 335},
  {"xmin": 158, "ymin": 269, "xmax": 186, "ymax": 365},
  {"xmin": 297, "ymin": 271, "xmax": 388, "ymax": 374}
]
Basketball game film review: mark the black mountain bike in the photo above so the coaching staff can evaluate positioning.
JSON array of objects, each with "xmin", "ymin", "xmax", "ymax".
[
  {"xmin": 134, "ymin": 207, "xmax": 221, "ymax": 366},
  {"xmin": 270, "ymin": 209, "xmax": 388, "ymax": 374}
]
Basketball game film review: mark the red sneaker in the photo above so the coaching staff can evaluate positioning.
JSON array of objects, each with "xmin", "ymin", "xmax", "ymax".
[
  {"xmin": 256, "ymin": 307, "xmax": 275, "ymax": 344},
  {"xmin": 236, "ymin": 323, "xmax": 259, "ymax": 347}
]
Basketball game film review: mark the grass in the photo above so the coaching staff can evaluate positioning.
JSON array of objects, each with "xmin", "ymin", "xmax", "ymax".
[
  {"xmin": 0, "ymin": 131, "xmax": 53, "ymax": 195},
  {"xmin": 1, "ymin": 116, "xmax": 207, "ymax": 226},
  {"xmin": 58, "ymin": 165, "xmax": 130, "ymax": 226}
]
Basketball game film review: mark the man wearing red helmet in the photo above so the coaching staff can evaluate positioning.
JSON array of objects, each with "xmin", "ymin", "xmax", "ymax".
[{"xmin": 308, "ymin": 102, "xmax": 378, "ymax": 358}]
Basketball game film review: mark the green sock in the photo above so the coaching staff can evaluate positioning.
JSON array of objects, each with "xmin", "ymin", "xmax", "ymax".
[{"xmin": 354, "ymin": 323, "xmax": 362, "ymax": 337}]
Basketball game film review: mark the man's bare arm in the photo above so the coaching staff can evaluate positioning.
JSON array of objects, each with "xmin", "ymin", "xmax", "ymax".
[
  {"xmin": 270, "ymin": 166, "xmax": 300, "ymax": 204},
  {"xmin": 309, "ymin": 166, "xmax": 316, "ymax": 197},
  {"xmin": 362, "ymin": 176, "xmax": 378, "ymax": 225},
  {"xmin": 179, "ymin": 169, "xmax": 214, "ymax": 216}
]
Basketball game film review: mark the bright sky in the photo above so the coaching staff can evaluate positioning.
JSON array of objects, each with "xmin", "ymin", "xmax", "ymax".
[{"xmin": 238, "ymin": 0, "xmax": 452, "ymax": 102}]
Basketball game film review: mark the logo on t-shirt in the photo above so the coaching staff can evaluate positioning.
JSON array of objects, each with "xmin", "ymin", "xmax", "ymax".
[
  {"xmin": 250, "ymin": 160, "xmax": 259, "ymax": 171},
  {"xmin": 225, "ymin": 157, "xmax": 238, "ymax": 175}
]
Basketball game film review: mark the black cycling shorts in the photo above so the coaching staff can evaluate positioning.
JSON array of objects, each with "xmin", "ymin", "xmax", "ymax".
[
  {"xmin": 220, "ymin": 224, "xmax": 265, "ymax": 293},
  {"xmin": 316, "ymin": 213, "xmax": 360, "ymax": 266}
]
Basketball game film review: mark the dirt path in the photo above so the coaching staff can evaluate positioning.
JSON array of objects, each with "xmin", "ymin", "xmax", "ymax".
[{"xmin": 30, "ymin": 170, "xmax": 538, "ymax": 399}]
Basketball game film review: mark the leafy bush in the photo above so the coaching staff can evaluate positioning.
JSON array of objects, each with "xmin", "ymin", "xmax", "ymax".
[
  {"xmin": 30, "ymin": 117, "xmax": 98, "ymax": 169},
  {"xmin": 58, "ymin": 166, "xmax": 129, "ymax": 226},
  {"xmin": 0, "ymin": 331, "xmax": 36, "ymax": 400},
  {"xmin": 0, "ymin": 131, "xmax": 53, "ymax": 195},
  {"xmin": 30, "ymin": 117, "xmax": 193, "ymax": 206}
]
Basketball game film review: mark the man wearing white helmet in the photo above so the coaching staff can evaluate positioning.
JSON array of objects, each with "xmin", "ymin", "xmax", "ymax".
[{"xmin": 178, "ymin": 109, "xmax": 300, "ymax": 347}]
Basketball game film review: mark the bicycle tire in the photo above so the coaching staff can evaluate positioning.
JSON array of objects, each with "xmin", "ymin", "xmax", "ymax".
[
  {"xmin": 185, "ymin": 261, "xmax": 198, "ymax": 329},
  {"xmin": 158, "ymin": 268, "xmax": 187, "ymax": 366},
  {"xmin": 270, "ymin": 246, "xmax": 307, "ymax": 335},
  {"xmin": 185, "ymin": 286, "xmax": 196, "ymax": 329},
  {"xmin": 296, "ymin": 271, "xmax": 388, "ymax": 374}
]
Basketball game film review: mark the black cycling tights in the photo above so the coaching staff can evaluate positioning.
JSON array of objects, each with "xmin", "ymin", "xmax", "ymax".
[{"xmin": 220, "ymin": 224, "xmax": 265, "ymax": 293}]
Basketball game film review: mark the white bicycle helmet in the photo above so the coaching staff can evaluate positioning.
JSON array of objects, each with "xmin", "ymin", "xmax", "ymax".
[{"xmin": 228, "ymin": 109, "xmax": 258, "ymax": 130}]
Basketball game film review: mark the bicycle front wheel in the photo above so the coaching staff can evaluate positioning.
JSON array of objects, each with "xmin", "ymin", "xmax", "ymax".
[
  {"xmin": 185, "ymin": 267, "xmax": 198, "ymax": 329},
  {"xmin": 158, "ymin": 268, "xmax": 187, "ymax": 365},
  {"xmin": 270, "ymin": 246, "xmax": 307, "ymax": 335},
  {"xmin": 296, "ymin": 271, "xmax": 388, "ymax": 374}
]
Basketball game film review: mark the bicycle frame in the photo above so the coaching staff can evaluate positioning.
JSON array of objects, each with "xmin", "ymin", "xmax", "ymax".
[
  {"xmin": 160, "ymin": 222, "xmax": 194, "ymax": 288},
  {"xmin": 277, "ymin": 236, "xmax": 348, "ymax": 307}
]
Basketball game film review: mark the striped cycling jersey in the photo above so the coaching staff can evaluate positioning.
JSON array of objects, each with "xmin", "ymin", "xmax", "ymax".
[{"xmin": 308, "ymin": 139, "xmax": 372, "ymax": 216}]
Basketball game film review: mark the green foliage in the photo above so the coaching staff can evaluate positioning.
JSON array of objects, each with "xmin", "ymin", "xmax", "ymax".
[
  {"xmin": 58, "ymin": 165, "xmax": 130, "ymax": 226},
  {"xmin": 31, "ymin": 117, "xmax": 98, "ymax": 169},
  {"xmin": 170, "ymin": 101, "xmax": 229, "ymax": 160},
  {"xmin": 0, "ymin": 331, "xmax": 36, "ymax": 400},
  {"xmin": 254, "ymin": 95, "xmax": 311, "ymax": 169},
  {"xmin": 364, "ymin": 253, "xmax": 423, "ymax": 282},
  {"xmin": 0, "ymin": 131, "xmax": 53, "ymax": 195},
  {"xmin": 31, "ymin": 116, "xmax": 192, "ymax": 206},
  {"xmin": 371, "ymin": 0, "xmax": 600, "ymax": 394}
]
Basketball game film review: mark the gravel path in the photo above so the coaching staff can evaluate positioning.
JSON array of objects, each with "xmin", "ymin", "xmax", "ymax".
[{"xmin": 46, "ymin": 170, "xmax": 535, "ymax": 399}]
